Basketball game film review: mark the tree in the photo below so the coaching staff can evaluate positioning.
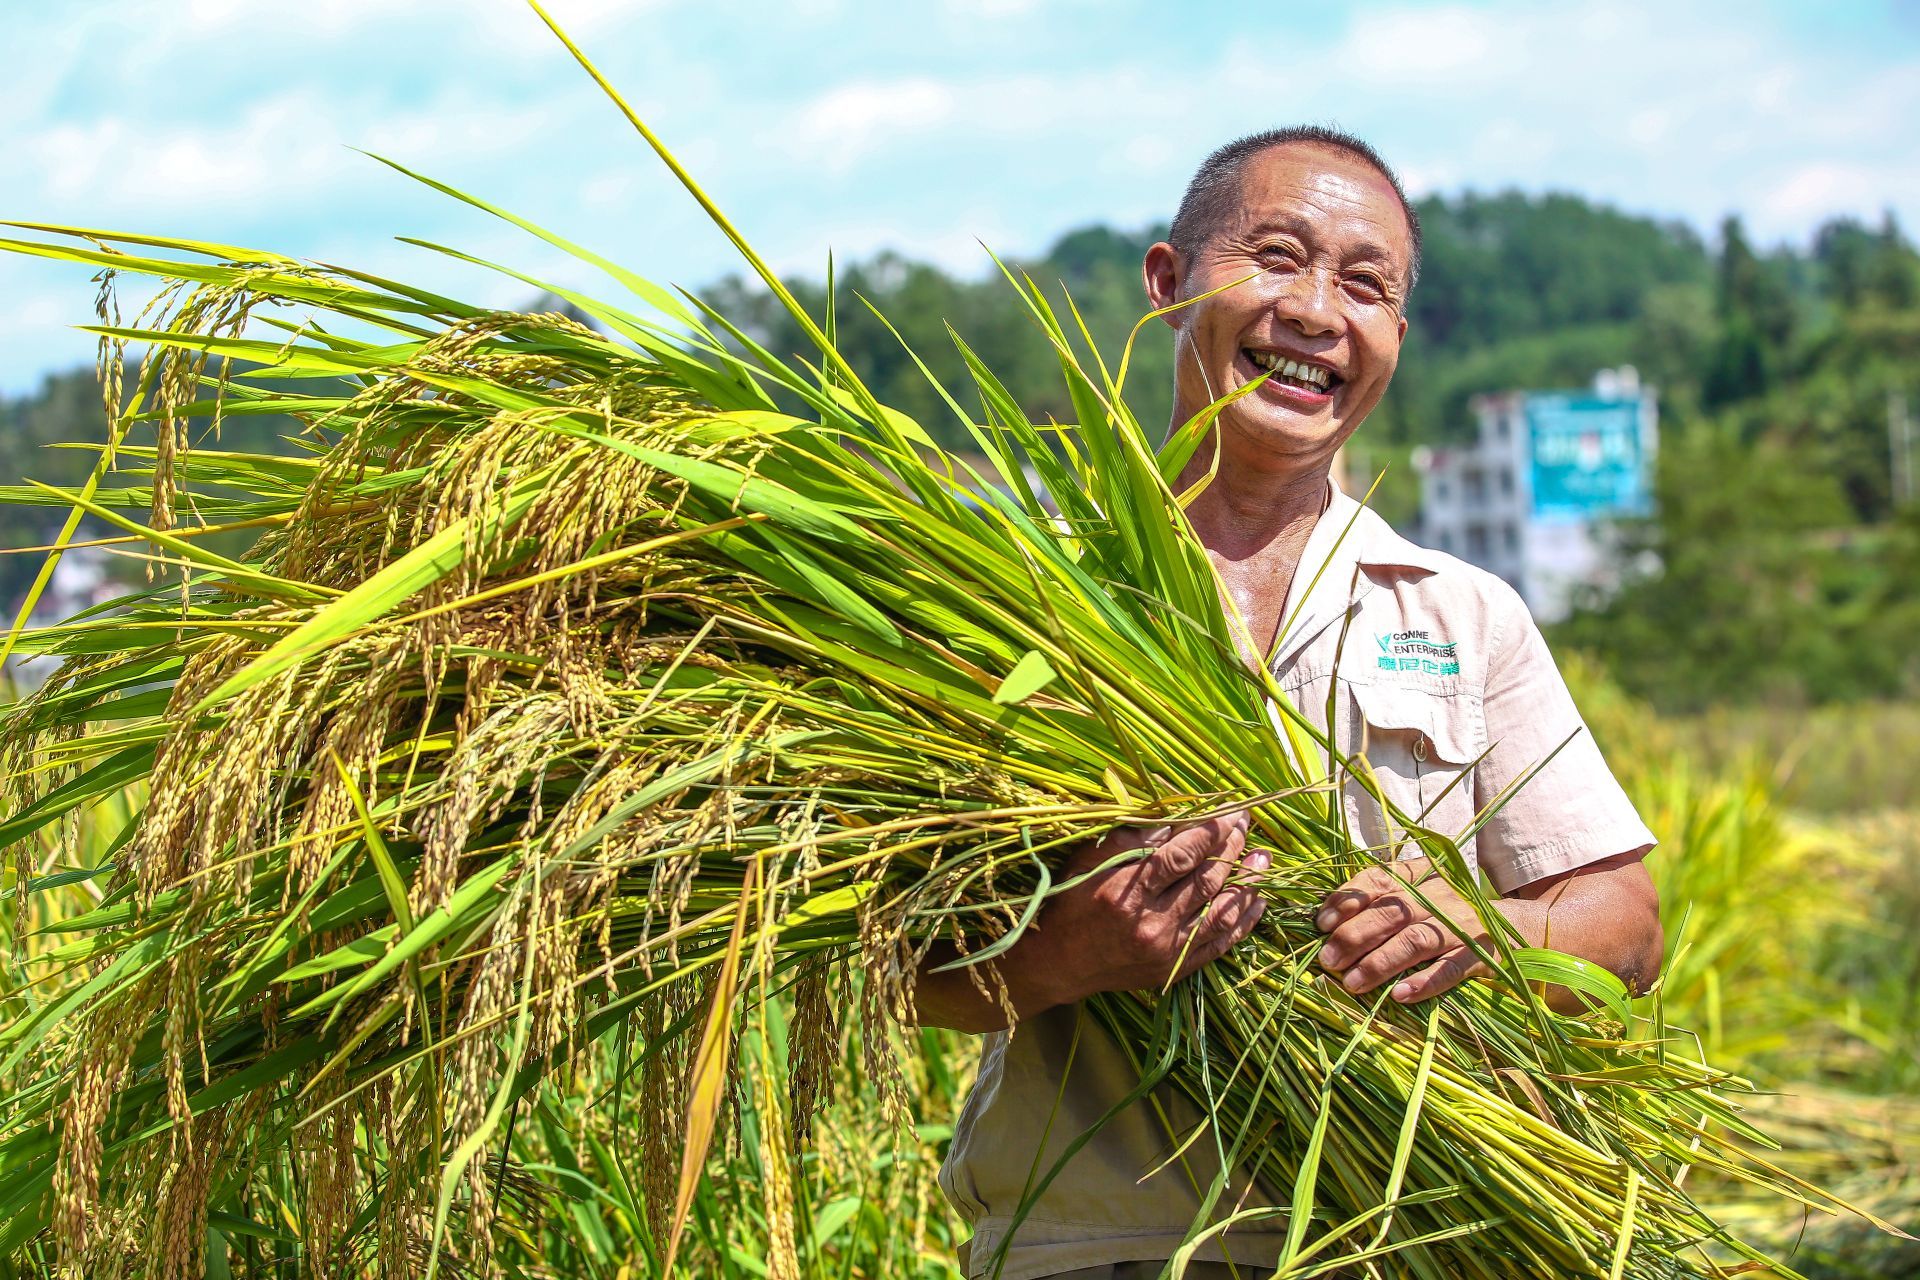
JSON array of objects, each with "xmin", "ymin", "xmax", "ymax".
[
  {"xmin": 1554, "ymin": 423, "xmax": 1881, "ymax": 709},
  {"xmin": 1705, "ymin": 216, "xmax": 1797, "ymax": 407}
]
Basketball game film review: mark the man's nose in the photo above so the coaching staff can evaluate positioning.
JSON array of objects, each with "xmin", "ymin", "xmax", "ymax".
[{"xmin": 1269, "ymin": 265, "xmax": 1342, "ymax": 337}]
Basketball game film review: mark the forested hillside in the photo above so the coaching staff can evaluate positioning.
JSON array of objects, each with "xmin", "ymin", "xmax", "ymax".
[{"xmin": 4, "ymin": 190, "xmax": 1917, "ymax": 707}]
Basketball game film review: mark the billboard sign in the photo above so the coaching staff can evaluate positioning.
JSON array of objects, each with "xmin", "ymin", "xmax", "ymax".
[{"xmin": 1524, "ymin": 394, "xmax": 1651, "ymax": 521}]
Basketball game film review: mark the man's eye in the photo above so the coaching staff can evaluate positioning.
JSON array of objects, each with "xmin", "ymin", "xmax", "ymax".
[{"xmin": 1347, "ymin": 273, "xmax": 1386, "ymax": 298}]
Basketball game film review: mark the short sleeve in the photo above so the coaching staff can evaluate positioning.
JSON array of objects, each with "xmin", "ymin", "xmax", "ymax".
[{"xmin": 1472, "ymin": 585, "xmax": 1656, "ymax": 894}]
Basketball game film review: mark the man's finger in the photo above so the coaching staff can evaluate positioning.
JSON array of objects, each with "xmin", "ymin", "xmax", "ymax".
[
  {"xmin": 1158, "ymin": 821, "xmax": 1249, "ymax": 914},
  {"xmin": 1068, "ymin": 825, "xmax": 1151, "ymax": 880},
  {"xmin": 1333, "ymin": 917, "xmax": 1457, "ymax": 995},
  {"xmin": 1317, "ymin": 892, "xmax": 1427, "ymax": 972},
  {"xmin": 1190, "ymin": 852, "xmax": 1267, "ymax": 940},
  {"xmin": 1178, "ymin": 895, "xmax": 1266, "ymax": 982},
  {"xmin": 1315, "ymin": 856, "xmax": 1432, "ymax": 932},
  {"xmin": 1140, "ymin": 811, "xmax": 1247, "ymax": 897},
  {"xmin": 1386, "ymin": 945, "xmax": 1488, "ymax": 1003}
]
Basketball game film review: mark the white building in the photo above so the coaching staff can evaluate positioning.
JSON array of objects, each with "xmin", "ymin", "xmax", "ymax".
[
  {"xmin": 1, "ymin": 544, "xmax": 121, "ymax": 692},
  {"xmin": 1414, "ymin": 367, "xmax": 1657, "ymax": 623}
]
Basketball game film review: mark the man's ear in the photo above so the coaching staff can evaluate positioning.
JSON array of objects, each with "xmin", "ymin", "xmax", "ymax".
[{"xmin": 1142, "ymin": 242, "xmax": 1186, "ymax": 330}]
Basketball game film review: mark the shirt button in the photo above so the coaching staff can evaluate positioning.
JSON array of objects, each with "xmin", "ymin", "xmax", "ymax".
[{"xmin": 1412, "ymin": 735, "xmax": 1429, "ymax": 762}]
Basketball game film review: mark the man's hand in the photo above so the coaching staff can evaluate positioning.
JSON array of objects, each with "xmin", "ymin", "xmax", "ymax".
[
  {"xmin": 1314, "ymin": 856, "xmax": 1489, "ymax": 1003},
  {"xmin": 1019, "ymin": 810, "xmax": 1269, "ymax": 1007},
  {"xmin": 1314, "ymin": 850, "xmax": 1663, "ymax": 1010},
  {"xmin": 913, "ymin": 810, "xmax": 1270, "ymax": 1032}
]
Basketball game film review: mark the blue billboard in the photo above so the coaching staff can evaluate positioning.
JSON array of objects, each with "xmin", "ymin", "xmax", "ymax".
[{"xmin": 1524, "ymin": 394, "xmax": 1652, "ymax": 521}]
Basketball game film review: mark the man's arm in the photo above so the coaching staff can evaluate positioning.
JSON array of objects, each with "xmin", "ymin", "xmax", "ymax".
[
  {"xmin": 915, "ymin": 811, "xmax": 1269, "ymax": 1033},
  {"xmin": 1313, "ymin": 849, "xmax": 1662, "ymax": 1013}
]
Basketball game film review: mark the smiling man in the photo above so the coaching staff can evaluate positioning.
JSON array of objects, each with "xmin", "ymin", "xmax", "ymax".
[{"xmin": 916, "ymin": 127, "xmax": 1663, "ymax": 1280}]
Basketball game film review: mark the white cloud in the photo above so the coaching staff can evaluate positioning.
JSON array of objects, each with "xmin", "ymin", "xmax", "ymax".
[
  {"xmin": 768, "ymin": 216, "xmax": 1015, "ymax": 278},
  {"xmin": 179, "ymin": 0, "xmax": 664, "ymax": 41},
  {"xmin": 0, "ymin": 279, "xmax": 106, "ymax": 397},
  {"xmin": 790, "ymin": 79, "xmax": 959, "ymax": 175},
  {"xmin": 1206, "ymin": 0, "xmax": 1920, "ymax": 243},
  {"xmin": 938, "ymin": 0, "xmax": 1093, "ymax": 15},
  {"xmin": 1626, "ymin": 108, "xmax": 1671, "ymax": 147},
  {"xmin": 1339, "ymin": 5, "xmax": 1496, "ymax": 83},
  {"xmin": 1758, "ymin": 160, "xmax": 1920, "ymax": 232},
  {"xmin": 28, "ymin": 94, "xmax": 354, "ymax": 209},
  {"xmin": 942, "ymin": 0, "xmax": 1042, "ymax": 14}
]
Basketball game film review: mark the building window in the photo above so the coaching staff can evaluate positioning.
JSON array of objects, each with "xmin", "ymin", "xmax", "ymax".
[
  {"xmin": 1464, "ymin": 471, "xmax": 1487, "ymax": 504},
  {"xmin": 1437, "ymin": 531, "xmax": 1452, "ymax": 552},
  {"xmin": 1435, "ymin": 479, "xmax": 1449, "ymax": 502},
  {"xmin": 1503, "ymin": 523, "xmax": 1519, "ymax": 553},
  {"xmin": 1499, "ymin": 468, "xmax": 1514, "ymax": 496},
  {"xmin": 1466, "ymin": 524, "xmax": 1490, "ymax": 558}
]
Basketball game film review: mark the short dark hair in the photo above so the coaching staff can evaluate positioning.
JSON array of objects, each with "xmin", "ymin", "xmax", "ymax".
[{"xmin": 1167, "ymin": 126, "xmax": 1423, "ymax": 290}]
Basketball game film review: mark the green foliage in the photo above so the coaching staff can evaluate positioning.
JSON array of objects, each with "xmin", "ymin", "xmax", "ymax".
[
  {"xmin": 1555, "ymin": 207, "xmax": 1920, "ymax": 709},
  {"xmin": 689, "ymin": 195, "xmax": 1920, "ymax": 717},
  {"xmin": 1814, "ymin": 213, "xmax": 1920, "ymax": 314},
  {"xmin": 1380, "ymin": 193, "xmax": 1710, "ymax": 443},
  {"xmin": 699, "ymin": 189, "xmax": 1722, "ymax": 455},
  {"xmin": 1556, "ymin": 426, "xmax": 1891, "ymax": 709},
  {"xmin": 704, "ymin": 228, "xmax": 1178, "ymax": 452},
  {"xmin": 484, "ymin": 1011, "xmax": 972, "ymax": 1280},
  {"xmin": 1566, "ymin": 656, "xmax": 1920, "ymax": 1095},
  {"xmin": 1661, "ymin": 699, "xmax": 1920, "ymax": 815},
  {"xmin": 9, "ymin": 659, "xmax": 1915, "ymax": 1278},
  {"xmin": 1554, "ymin": 425, "xmax": 1920, "ymax": 709}
]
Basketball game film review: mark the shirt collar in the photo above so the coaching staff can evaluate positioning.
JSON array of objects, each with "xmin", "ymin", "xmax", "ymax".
[{"xmin": 1270, "ymin": 477, "xmax": 1448, "ymax": 668}]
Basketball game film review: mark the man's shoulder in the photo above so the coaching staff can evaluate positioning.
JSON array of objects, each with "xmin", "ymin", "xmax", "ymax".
[
  {"xmin": 1347, "ymin": 513, "xmax": 1535, "ymax": 683},
  {"xmin": 1353, "ymin": 509, "xmax": 1528, "ymax": 617}
]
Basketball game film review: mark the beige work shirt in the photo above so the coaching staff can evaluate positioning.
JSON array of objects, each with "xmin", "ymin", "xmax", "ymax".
[{"xmin": 938, "ymin": 482, "xmax": 1658, "ymax": 1280}]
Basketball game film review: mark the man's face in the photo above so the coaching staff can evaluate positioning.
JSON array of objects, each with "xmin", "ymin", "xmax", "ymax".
[{"xmin": 1146, "ymin": 144, "xmax": 1412, "ymax": 476}]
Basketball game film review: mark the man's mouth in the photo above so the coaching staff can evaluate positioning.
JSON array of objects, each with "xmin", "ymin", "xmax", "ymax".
[{"xmin": 1243, "ymin": 348, "xmax": 1340, "ymax": 396}]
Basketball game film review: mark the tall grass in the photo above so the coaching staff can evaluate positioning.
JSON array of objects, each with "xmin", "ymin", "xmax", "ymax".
[
  {"xmin": 0, "ymin": 673, "xmax": 131, "ymax": 1012},
  {"xmin": 1567, "ymin": 655, "xmax": 1920, "ymax": 1091},
  {"xmin": 1673, "ymin": 702, "xmax": 1920, "ymax": 816}
]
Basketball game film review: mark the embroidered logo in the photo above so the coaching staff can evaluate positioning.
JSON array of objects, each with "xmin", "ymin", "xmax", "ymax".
[{"xmin": 1376, "ymin": 629, "xmax": 1460, "ymax": 676}]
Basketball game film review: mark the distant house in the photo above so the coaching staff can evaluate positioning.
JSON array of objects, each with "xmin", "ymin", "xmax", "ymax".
[
  {"xmin": 1, "ymin": 545, "xmax": 121, "ymax": 691},
  {"xmin": 1414, "ymin": 368, "xmax": 1657, "ymax": 623}
]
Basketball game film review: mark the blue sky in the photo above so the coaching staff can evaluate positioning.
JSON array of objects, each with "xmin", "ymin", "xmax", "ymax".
[{"xmin": 3, "ymin": 0, "xmax": 1916, "ymax": 394}]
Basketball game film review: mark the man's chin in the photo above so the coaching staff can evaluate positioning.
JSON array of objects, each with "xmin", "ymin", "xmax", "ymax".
[{"xmin": 1220, "ymin": 409, "xmax": 1349, "ymax": 463}]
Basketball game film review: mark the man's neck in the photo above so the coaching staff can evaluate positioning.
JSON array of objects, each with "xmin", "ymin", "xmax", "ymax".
[
  {"xmin": 1178, "ymin": 455, "xmax": 1331, "ymax": 567},
  {"xmin": 1174, "ymin": 443, "xmax": 1335, "ymax": 656}
]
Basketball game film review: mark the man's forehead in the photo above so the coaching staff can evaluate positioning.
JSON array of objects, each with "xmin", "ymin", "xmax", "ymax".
[
  {"xmin": 1242, "ymin": 140, "xmax": 1397, "ymax": 191},
  {"xmin": 1225, "ymin": 144, "xmax": 1411, "ymax": 247}
]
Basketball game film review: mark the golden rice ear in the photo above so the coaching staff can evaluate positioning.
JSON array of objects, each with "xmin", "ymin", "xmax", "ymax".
[{"xmin": 786, "ymin": 952, "xmax": 842, "ymax": 1143}]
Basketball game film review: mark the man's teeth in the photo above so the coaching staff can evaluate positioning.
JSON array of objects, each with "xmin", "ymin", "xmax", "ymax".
[{"xmin": 1246, "ymin": 350, "xmax": 1332, "ymax": 389}]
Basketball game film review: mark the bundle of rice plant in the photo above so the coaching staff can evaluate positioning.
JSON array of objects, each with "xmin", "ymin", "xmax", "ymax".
[{"xmin": 0, "ymin": 10, "xmax": 1903, "ymax": 1278}]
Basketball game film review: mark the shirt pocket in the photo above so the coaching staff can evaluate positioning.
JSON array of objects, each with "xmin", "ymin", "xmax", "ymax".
[{"xmin": 1345, "ymin": 681, "xmax": 1485, "ymax": 854}]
